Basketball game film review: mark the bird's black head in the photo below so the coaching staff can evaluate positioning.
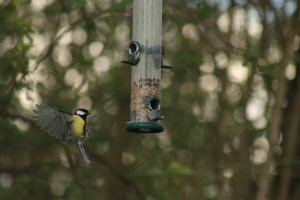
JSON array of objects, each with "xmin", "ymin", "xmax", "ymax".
[{"xmin": 74, "ymin": 108, "xmax": 90, "ymax": 120}]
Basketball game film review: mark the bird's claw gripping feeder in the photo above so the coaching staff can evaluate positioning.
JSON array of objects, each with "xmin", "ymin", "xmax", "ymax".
[{"xmin": 121, "ymin": 0, "xmax": 171, "ymax": 133}]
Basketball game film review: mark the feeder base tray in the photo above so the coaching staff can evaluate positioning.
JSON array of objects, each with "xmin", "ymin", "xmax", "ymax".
[{"xmin": 126, "ymin": 121, "xmax": 164, "ymax": 133}]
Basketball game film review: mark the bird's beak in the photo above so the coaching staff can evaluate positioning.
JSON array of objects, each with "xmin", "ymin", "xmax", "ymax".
[{"xmin": 88, "ymin": 111, "xmax": 91, "ymax": 115}]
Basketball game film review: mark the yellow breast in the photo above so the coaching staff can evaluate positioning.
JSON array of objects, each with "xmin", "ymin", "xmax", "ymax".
[{"xmin": 71, "ymin": 115, "xmax": 85, "ymax": 137}]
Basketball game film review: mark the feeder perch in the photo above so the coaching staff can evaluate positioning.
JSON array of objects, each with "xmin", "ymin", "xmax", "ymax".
[
  {"xmin": 161, "ymin": 45, "xmax": 173, "ymax": 69},
  {"xmin": 125, "ymin": 0, "xmax": 164, "ymax": 133}
]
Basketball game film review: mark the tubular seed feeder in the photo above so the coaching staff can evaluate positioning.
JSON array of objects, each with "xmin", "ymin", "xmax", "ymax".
[{"xmin": 121, "ymin": 0, "xmax": 170, "ymax": 133}]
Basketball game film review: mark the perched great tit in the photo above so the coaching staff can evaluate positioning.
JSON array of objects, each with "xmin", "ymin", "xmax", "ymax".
[{"xmin": 33, "ymin": 104, "xmax": 91, "ymax": 164}]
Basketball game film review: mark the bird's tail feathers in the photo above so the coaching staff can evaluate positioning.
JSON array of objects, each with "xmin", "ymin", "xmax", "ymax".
[{"xmin": 76, "ymin": 140, "xmax": 91, "ymax": 165}]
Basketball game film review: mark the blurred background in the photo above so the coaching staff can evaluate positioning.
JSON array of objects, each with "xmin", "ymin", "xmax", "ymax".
[{"xmin": 0, "ymin": 0, "xmax": 300, "ymax": 199}]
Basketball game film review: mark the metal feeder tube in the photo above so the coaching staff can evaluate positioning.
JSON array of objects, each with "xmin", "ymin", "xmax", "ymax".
[{"xmin": 126, "ymin": 0, "xmax": 164, "ymax": 133}]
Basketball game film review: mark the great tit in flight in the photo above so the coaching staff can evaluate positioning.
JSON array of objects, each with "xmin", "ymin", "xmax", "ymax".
[{"xmin": 33, "ymin": 104, "xmax": 91, "ymax": 164}]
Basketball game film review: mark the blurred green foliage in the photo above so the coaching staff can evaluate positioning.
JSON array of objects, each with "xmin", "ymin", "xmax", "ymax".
[{"xmin": 0, "ymin": 0, "xmax": 299, "ymax": 200}]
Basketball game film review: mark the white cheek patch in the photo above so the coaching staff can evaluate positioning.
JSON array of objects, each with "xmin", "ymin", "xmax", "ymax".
[{"xmin": 76, "ymin": 110, "xmax": 86, "ymax": 116}]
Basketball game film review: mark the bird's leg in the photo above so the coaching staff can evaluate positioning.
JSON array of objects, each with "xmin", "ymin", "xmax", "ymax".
[
  {"xmin": 82, "ymin": 127, "xmax": 89, "ymax": 139},
  {"xmin": 76, "ymin": 139, "xmax": 91, "ymax": 165}
]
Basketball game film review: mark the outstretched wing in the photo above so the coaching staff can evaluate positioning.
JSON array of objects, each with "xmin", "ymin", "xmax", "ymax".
[{"xmin": 33, "ymin": 105, "xmax": 72, "ymax": 140}]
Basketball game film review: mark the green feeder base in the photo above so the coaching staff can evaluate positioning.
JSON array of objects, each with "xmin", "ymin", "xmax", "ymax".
[{"xmin": 126, "ymin": 121, "xmax": 164, "ymax": 133}]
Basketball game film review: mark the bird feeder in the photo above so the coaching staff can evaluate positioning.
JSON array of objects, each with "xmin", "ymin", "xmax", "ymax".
[{"xmin": 121, "ymin": 0, "xmax": 168, "ymax": 133}]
